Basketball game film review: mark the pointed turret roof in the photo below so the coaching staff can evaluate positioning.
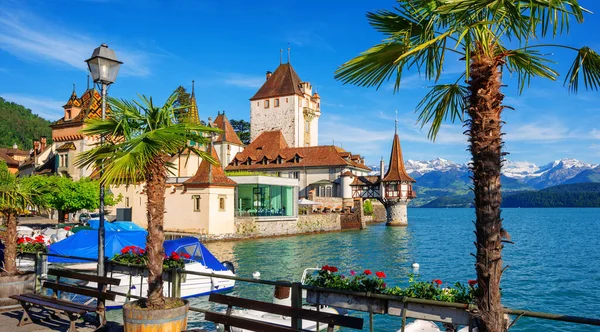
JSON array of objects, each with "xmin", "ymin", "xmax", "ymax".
[
  {"xmin": 382, "ymin": 133, "xmax": 415, "ymax": 182},
  {"xmin": 63, "ymin": 86, "xmax": 81, "ymax": 108},
  {"xmin": 184, "ymin": 146, "xmax": 237, "ymax": 188},
  {"xmin": 214, "ymin": 112, "xmax": 243, "ymax": 146},
  {"xmin": 250, "ymin": 63, "xmax": 303, "ymax": 100},
  {"xmin": 186, "ymin": 80, "xmax": 200, "ymax": 124}
]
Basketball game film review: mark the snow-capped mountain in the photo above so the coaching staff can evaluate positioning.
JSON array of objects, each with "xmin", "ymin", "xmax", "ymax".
[{"xmin": 368, "ymin": 158, "xmax": 598, "ymax": 188}]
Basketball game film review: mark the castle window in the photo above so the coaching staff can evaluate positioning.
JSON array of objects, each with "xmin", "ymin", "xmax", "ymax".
[
  {"xmin": 246, "ymin": 157, "xmax": 252, "ymax": 165},
  {"xmin": 289, "ymin": 171, "xmax": 299, "ymax": 179},
  {"xmin": 66, "ymin": 110, "xmax": 71, "ymax": 119},
  {"xmin": 305, "ymin": 120, "xmax": 309, "ymax": 133},
  {"xmin": 125, "ymin": 197, "xmax": 130, "ymax": 208},
  {"xmin": 275, "ymin": 99, "xmax": 280, "ymax": 107},
  {"xmin": 193, "ymin": 195, "xmax": 201, "ymax": 211},
  {"xmin": 219, "ymin": 196, "xmax": 226, "ymax": 211},
  {"xmin": 257, "ymin": 102, "xmax": 259, "ymax": 106},
  {"xmin": 265, "ymin": 100, "xmax": 270, "ymax": 108},
  {"xmin": 286, "ymin": 98, "xmax": 288, "ymax": 103},
  {"xmin": 227, "ymin": 145, "xmax": 231, "ymax": 151}
]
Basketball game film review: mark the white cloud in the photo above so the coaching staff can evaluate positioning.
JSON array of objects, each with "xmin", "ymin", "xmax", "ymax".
[
  {"xmin": 591, "ymin": 129, "xmax": 600, "ymax": 139},
  {"xmin": 0, "ymin": 93, "xmax": 64, "ymax": 120},
  {"xmin": 0, "ymin": 10, "xmax": 158, "ymax": 77},
  {"xmin": 505, "ymin": 122, "xmax": 576, "ymax": 142},
  {"xmin": 222, "ymin": 74, "xmax": 265, "ymax": 89}
]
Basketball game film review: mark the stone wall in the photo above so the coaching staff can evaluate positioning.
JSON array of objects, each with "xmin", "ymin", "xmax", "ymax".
[
  {"xmin": 312, "ymin": 197, "xmax": 343, "ymax": 208},
  {"xmin": 230, "ymin": 214, "xmax": 341, "ymax": 239},
  {"xmin": 340, "ymin": 213, "xmax": 362, "ymax": 230},
  {"xmin": 372, "ymin": 201, "xmax": 386, "ymax": 223}
]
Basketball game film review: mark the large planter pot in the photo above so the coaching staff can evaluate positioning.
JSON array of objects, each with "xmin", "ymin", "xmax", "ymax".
[
  {"xmin": 0, "ymin": 272, "xmax": 35, "ymax": 311},
  {"xmin": 306, "ymin": 290, "xmax": 387, "ymax": 314},
  {"xmin": 388, "ymin": 300, "xmax": 471, "ymax": 326},
  {"xmin": 123, "ymin": 299, "xmax": 190, "ymax": 332}
]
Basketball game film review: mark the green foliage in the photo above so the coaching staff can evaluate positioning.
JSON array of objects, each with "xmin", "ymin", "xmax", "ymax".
[
  {"xmin": 229, "ymin": 119, "xmax": 251, "ymax": 145},
  {"xmin": 335, "ymin": 0, "xmax": 600, "ymax": 139},
  {"xmin": 21, "ymin": 176, "xmax": 120, "ymax": 213},
  {"xmin": 76, "ymin": 92, "xmax": 222, "ymax": 185},
  {"xmin": 172, "ymin": 86, "xmax": 192, "ymax": 122},
  {"xmin": 385, "ymin": 274, "xmax": 476, "ymax": 304},
  {"xmin": 0, "ymin": 97, "xmax": 52, "ymax": 150},
  {"xmin": 363, "ymin": 199, "xmax": 373, "ymax": 215},
  {"xmin": 0, "ymin": 161, "xmax": 43, "ymax": 215}
]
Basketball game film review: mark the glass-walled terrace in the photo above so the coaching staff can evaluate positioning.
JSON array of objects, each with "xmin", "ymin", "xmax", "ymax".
[{"xmin": 236, "ymin": 184, "xmax": 295, "ymax": 217}]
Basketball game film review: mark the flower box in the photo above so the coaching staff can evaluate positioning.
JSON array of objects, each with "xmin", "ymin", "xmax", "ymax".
[
  {"xmin": 388, "ymin": 300, "xmax": 471, "ymax": 325},
  {"xmin": 306, "ymin": 290, "xmax": 387, "ymax": 314},
  {"xmin": 108, "ymin": 262, "xmax": 185, "ymax": 282}
]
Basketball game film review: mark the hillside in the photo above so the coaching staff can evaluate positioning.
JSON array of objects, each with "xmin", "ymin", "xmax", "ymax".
[
  {"xmin": 502, "ymin": 183, "xmax": 600, "ymax": 207},
  {"xmin": 0, "ymin": 97, "xmax": 52, "ymax": 149}
]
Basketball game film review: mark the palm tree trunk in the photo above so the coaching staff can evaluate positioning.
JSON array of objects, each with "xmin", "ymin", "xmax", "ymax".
[
  {"xmin": 145, "ymin": 156, "xmax": 167, "ymax": 308},
  {"xmin": 4, "ymin": 212, "xmax": 18, "ymax": 275},
  {"xmin": 468, "ymin": 47, "xmax": 506, "ymax": 332}
]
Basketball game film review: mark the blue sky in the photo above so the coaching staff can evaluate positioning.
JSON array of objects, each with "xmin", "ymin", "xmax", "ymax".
[{"xmin": 1, "ymin": 0, "xmax": 600, "ymax": 166}]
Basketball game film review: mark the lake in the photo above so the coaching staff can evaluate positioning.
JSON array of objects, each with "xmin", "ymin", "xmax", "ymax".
[{"xmin": 126, "ymin": 208, "xmax": 600, "ymax": 331}]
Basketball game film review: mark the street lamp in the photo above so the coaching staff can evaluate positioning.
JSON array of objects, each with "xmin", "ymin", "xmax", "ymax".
[{"xmin": 85, "ymin": 43, "xmax": 122, "ymax": 278}]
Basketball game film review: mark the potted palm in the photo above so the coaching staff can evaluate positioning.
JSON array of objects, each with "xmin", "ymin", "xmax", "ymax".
[
  {"xmin": 0, "ymin": 162, "xmax": 44, "ymax": 309},
  {"xmin": 77, "ymin": 92, "xmax": 219, "ymax": 332}
]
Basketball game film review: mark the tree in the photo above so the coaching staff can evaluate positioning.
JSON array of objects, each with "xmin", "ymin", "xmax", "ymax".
[
  {"xmin": 172, "ymin": 86, "xmax": 191, "ymax": 122},
  {"xmin": 22, "ymin": 176, "xmax": 121, "ymax": 222},
  {"xmin": 77, "ymin": 92, "xmax": 220, "ymax": 308},
  {"xmin": 363, "ymin": 199, "xmax": 373, "ymax": 216},
  {"xmin": 0, "ymin": 161, "xmax": 47, "ymax": 275},
  {"xmin": 230, "ymin": 119, "xmax": 251, "ymax": 145},
  {"xmin": 335, "ymin": 1, "xmax": 600, "ymax": 331}
]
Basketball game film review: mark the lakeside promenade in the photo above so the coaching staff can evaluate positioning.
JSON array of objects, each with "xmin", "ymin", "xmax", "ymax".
[{"xmin": 0, "ymin": 308, "xmax": 123, "ymax": 331}]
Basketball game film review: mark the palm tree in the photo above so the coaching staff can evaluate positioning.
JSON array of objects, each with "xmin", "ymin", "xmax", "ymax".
[
  {"xmin": 77, "ymin": 92, "xmax": 220, "ymax": 308},
  {"xmin": 335, "ymin": 1, "xmax": 600, "ymax": 331},
  {"xmin": 0, "ymin": 162, "xmax": 40, "ymax": 275}
]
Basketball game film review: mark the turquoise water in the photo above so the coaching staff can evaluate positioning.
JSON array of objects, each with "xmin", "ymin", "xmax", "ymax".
[{"xmin": 117, "ymin": 208, "xmax": 600, "ymax": 331}]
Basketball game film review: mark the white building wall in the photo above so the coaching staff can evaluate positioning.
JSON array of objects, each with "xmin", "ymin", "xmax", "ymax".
[
  {"xmin": 214, "ymin": 142, "xmax": 244, "ymax": 169},
  {"xmin": 250, "ymin": 95, "xmax": 298, "ymax": 147}
]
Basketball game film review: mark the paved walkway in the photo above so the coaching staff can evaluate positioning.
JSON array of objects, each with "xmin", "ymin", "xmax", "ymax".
[{"xmin": 0, "ymin": 307, "xmax": 123, "ymax": 332}]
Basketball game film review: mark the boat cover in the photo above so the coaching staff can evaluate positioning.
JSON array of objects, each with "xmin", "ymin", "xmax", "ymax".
[
  {"xmin": 164, "ymin": 237, "xmax": 229, "ymax": 272},
  {"xmin": 48, "ymin": 230, "xmax": 147, "ymax": 263},
  {"xmin": 87, "ymin": 220, "xmax": 146, "ymax": 232}
]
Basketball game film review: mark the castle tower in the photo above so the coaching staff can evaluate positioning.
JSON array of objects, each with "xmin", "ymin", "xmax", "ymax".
[
  {"xmin": 250, "ymin": 60, "xmax": 321, "ymax": 147},
  {"xmin": 212, "ymin": 111, "xmax": 245, "ymax": 168},
  {"xmin": 380, "ymin": 123, "xmax": 416, "ymax": 226},
  {"xmin": 186, "ymin": 80, "xmax": 200, "ymax": 124}
]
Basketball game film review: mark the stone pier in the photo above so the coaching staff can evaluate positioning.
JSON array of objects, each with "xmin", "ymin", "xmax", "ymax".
[{"xmin": 385, "ymin": 201, "xmax": 408, "ymax": 226}]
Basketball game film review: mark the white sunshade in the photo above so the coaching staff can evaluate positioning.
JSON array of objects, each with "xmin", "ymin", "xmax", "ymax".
[{"xmin": 298, "ymin": 198, "xmax": 320, "ymax": 205}]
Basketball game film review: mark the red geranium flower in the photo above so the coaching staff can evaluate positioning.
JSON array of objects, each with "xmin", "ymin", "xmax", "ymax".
[
  {"xmin": 120, "ymin": 247, "xmax": 129, "ymax": 254},
  {"xmin": 171, "ymin": 252, "xmax": 180, "ymax": 260},
  {"xmin": 468, "ymin": 279, "xmax": 477, "ymax": 286},
  {"xmin": 182, "ymin": 253, "xmax": 191, "ymax": 259},
  {"xmin": 382, "ymin": 283, "xmax": 387, "ymax": 289},
  {"xmin": 350, "ymin": 270, "xmax": 356, "ymax": 276},
  {"xmin": 363, "ymin": 269, "xmax": 372, "ymax": 275},
  {"xmin": 17, "ymin": 238, "xmax": 25, "ymax": 244},
  {"xmin": 433, "ymin": 279, "xmax": 442, "ymax": 285},
  {"xmin": 329, "ymin": 266, "xmax": 338, "ymax": 273},
  {"xmin": 64, "ymin": 226, "xmax": 72, "ymax": 231},
  {"xmin": 375, "ymin": 271, "xmax": 386, "ymax": 278},
  {"xmin": 321, "ymin": 265, "xmax": 330, "ymax": 271}
]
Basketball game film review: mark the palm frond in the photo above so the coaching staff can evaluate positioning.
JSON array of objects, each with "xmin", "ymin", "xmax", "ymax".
[
  {"xmin": 504, "ymin": 48, "xmax": 558, "ymax": 93},
  {"xmin": 564, "ymin": 46, "xmax": 600, "ymax": 93},
  {"xmin": 415, "ymin": 82, "xmax": 469, "ymax": 140}
]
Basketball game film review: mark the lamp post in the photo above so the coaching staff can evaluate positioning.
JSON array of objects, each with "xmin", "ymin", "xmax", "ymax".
[{"xmin": 85, "ymin": 43, "xmax": 122, "ymax": 278}]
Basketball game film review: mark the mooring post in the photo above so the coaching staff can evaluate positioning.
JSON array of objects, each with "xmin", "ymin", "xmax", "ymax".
[
  {"xmin": 34, "ymin": 252, "xmax": 42, "ymax": 294},
  {"xmin": 291, "ymin": 282, "xmax": 302, "ymax": 330}
]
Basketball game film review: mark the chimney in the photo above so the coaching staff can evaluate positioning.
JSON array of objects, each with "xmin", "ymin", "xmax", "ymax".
[
  {"xmin": 33, "ymin": 140, "xmax": 40, "ymax": 153},
  {"xmin": 12, "ymin": 143, "xmax": 17, "ymax": 149},
  {"xmin": 40, "ymin": 136, "xmax": 47, "ymax": 152},
  {"xmin": 266, "ymin": 71, "xmax": 272, "ymax": 81},
  {"xmin": 380, "ymin": 157, "xmax": 385, "ymax": 180}
]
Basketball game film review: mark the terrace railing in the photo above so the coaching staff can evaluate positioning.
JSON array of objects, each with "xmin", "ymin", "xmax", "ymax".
[{"xmin": 23, "ymin": 253, "xmax": 600, "ymax": 331}]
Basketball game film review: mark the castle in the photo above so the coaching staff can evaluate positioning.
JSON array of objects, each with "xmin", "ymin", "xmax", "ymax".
[{"xmin": 21, "ymin": 57, "xmax": 415, "ymax": 234}]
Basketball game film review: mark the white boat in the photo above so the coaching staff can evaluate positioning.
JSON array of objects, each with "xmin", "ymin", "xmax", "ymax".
[
  {"xmin": 217, "ymin": 268, "xmax": 347, "ymax": 332},
  {"xmin": 48, "ymin": 231, "xmax": 236, "ymax": 309}
]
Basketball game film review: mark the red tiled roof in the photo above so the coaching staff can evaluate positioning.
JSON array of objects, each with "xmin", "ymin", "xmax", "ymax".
[
  {"xmin": 225, "ymin": 130, "xmax": 371, "ymax": 171},
  {"xmin": 0, "ymin": 148, "xmax": 29, "ymax": 157},
  {"xmin": 184, "ymin": 146, "xmax": 237, "ymax": 188},
  {"xmin": 350, "ymin": 175, "xmax": 380, "ymax": 186},
  {"xmin": 52, "ymin": 89, "xmax": 107, "ymax": 127},
  {"xmin": 383, "ymin": 133, "xmax": 415, "ymax": 182},
  {"xmin": 250, "ymin": 64, "xmax": 303, "ymax": 101},
  {"xmin": 0, "ymin": 150, "xmax": 19, "ymax": 167},
  {"xmin": 214, "ymin": 112, "xmax": 243, "ymax": 146}
]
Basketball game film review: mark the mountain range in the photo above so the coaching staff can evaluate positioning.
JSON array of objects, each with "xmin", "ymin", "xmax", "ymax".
[{"xmin": 369, "ymin": 158, "xmax": 600, "ymax": 207}]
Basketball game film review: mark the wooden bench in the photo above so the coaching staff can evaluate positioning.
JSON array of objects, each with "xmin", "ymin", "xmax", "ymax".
[
  {"xmin": 204, "ymin": 293, "xmax": 363, "ymax": 332},
  {"xmin": 10, "ymin": 268, "xmax": 120, "ymax": 332}
]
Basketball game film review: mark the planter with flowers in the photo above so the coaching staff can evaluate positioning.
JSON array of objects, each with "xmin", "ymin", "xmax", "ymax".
[
  {"xmin": 305, "ymin": 266, "xmax": 478, "ymax": 326},
  {"xmin": 385, "ymin": 275, "xmax": 477, "ymax": 326},
  {"xmin": 304, "ymin": 266, "xmax": 388, "ymax": 313},
  {"xmin": 110, "ymin": 246, "xmax": 190, "ymax": 282}
]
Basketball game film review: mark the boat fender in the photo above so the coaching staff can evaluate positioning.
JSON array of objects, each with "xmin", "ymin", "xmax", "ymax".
[
  {"xmin": 252, "ymin": 271, "xmax": 261, "ymax": 279},
  {"xmin": 222, "ymin": 261, "xmax": 235, "ymax": 274},
  {"xmin": 412, "ymin": 262, "xmax": 420, "ymax": 269}
]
